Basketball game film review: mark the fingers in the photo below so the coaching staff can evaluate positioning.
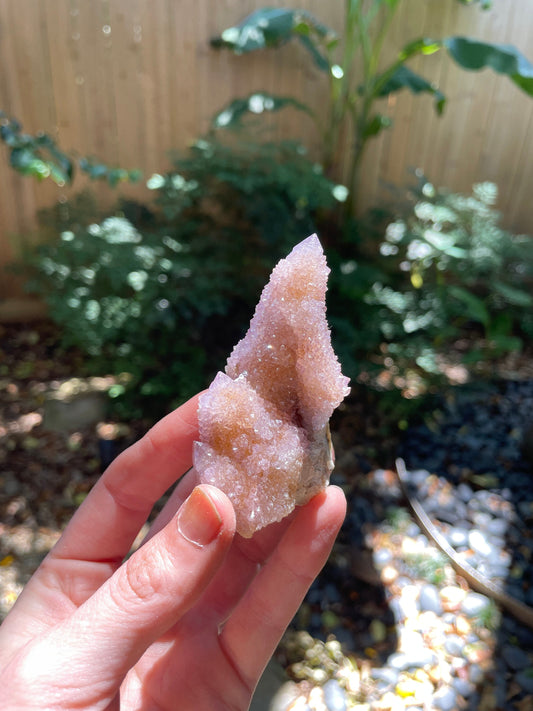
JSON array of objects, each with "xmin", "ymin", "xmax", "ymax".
[
  {"xmin": 141, "ymin": 467, "xmax": 201, "ymax": 543},
  {"xmin": 218, "ymin": 486, "xmax": 346, "ymax": 688},
  {"xmin": 190, "ymin": 513, "xmax": 296, "ymax": 625},
  {"xmin": 10, "ymin": 486, "xmax": 236, "ymax": 706},
  {"xmin": 50, "ymin": 394, "xmax": 201, "ymax": 565}
]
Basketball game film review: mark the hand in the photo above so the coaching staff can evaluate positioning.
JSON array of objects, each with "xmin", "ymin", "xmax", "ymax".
[{"xmin": 0, "ymin": 393, "xmax": 346, "ymax": 710}]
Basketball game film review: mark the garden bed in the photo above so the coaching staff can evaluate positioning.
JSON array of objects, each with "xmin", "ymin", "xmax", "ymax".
[{"xmin": 2, "ymin": 320, "xmax": 533, "ymax": 710}]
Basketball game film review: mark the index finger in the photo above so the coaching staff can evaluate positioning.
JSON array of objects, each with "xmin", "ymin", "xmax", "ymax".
[{"xmin": 50, "ymin": 393, "xmax": 201, "ymax": 565}]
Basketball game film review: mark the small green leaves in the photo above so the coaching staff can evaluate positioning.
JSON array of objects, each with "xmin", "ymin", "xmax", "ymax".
[
  {"xmin": 0, "ymin": 110, "xmax": 141, "ymax": 187},
  {"xmin": 0, "ymin": 113, "xmax": 73, "ymax": 184},
  {"xmin": 444, "ymin": 37, "xmax": 533, "ymax": 96},
  {"xmin": 212, "ymin": 92, "xmax": 314, "ymax": 130},
  {"xmin": 79, "ymin": 158, "xmax": 142, "ymax": 186},
  {"xmin": 0, "ymin": 115, "xmax": 21, "ymax": 145}
]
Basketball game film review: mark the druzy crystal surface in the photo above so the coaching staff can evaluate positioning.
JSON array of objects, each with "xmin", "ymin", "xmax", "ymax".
[{"xmin": 194, "ymin": 235, "xmax": 350, "ymax": 537}]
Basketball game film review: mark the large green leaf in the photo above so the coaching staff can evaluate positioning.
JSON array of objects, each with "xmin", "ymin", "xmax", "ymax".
[
  {"xmin": 376, "ymin": 65, "xmax": 446, "ymax": 114},
  {"xmin": 211, "ymin": 8, "xmax": 295, "ymax": 51},
  {"xmin": 210, "ymin": 7, "xmax": 336, "ymax": 71},
  {"xmin": 211, "ymin": 92, "xmax": 314, "ymax": 130},
  {"xmin": 444, "ymin": 37, "xmax": 533, "ymax": 96}
]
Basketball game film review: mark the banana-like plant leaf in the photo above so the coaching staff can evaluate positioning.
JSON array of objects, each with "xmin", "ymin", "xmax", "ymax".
[
  {"xmin": 210, "ymin": 7, "xmax": 335, "ymax": 71},
  {"xmin": 444, "ymin": 37, "xmax": 533, "ymax": 96},
  {"xmin": 376, "ymin": 66, "xmax": 446, "ymax": 114},
  {"xmin": 211, "ymin": 92, "xmax": 314, "ymax": 130},
  {"xmin": 211, "ymin": 8, "xmax": 295, "ymax": 51},
  {"xmin": 296, "ymin": 34, "xmax": 330, "ymax": 72}
]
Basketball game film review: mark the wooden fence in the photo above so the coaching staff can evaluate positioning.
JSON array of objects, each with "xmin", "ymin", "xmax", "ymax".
[{"xmin": 1, "ymin": 0, "xmax": 532, "ymax": 302}]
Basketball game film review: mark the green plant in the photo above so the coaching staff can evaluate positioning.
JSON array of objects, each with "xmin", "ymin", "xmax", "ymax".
[
  {"xmin": 23, "ymin": 136, "xmax": 343, "ymax": 417},
  {"xmin": 211, "ymin": 2, "xmax": 533, "ymax": 210},
  {"xmin": 367, "ymin": 179, "xmax": 533, "ymax": 380},
  {"xmin": 384, "ymin": 505, "xmax": 411, "ymax": 532},
  {"xmin": 404, "ymin": 549, "xmax": 448, "ymax": 585},
  {"xmin": 0, "ymin": 111, "xmax": 141, "ymax": 186}
]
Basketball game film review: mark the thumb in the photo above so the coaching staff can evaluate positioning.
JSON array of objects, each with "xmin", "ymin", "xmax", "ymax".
[{"xmin": 13, "ymin": 486, "xmax": 235, "ymax": 704}]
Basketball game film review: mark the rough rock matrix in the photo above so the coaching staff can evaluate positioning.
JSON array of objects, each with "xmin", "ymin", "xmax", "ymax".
[{"xmin": 194, "ymin": 235, "xmax": 350, "ymax": 537}]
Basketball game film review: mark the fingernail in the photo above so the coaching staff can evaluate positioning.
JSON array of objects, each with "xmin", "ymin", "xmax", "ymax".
[{"xmin": 177, "ymin": 486, "xmax": 223, "ymax": 547}]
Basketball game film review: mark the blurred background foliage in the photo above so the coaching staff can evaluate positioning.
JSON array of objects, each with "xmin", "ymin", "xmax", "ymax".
[
  {"xmin": 21, "ymin": 138, "xmax": 342, "ymax": 417},
  {"xmin": 209, "ymin": 1, "xmax": 533, "ymax": 212},
  {"xmin": 4, "ymin": 0, "xmax": 533, "ymax": 420}
]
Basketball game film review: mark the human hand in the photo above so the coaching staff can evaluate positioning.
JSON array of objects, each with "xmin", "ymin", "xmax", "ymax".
[{"xmin": 0, "ymin": 393, "xmax": 346, "ymax": 710}]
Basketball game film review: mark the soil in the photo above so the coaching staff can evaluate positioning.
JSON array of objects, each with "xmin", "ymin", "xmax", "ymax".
[{"xmin": 0, "ymin": 321, "xmax": 150, "ymax": 617}]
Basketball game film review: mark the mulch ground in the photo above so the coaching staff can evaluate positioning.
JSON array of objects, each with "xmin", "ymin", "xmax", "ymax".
[
  {"xmin": 0, "ymin": 322, "xmax": 151, "ymax": 616},
  {"xmin": 1, "ymin": 319, "xmax": 532, "ymax": 622}
]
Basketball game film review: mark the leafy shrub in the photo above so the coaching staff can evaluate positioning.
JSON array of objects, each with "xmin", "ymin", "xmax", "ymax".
[
  {"xmin": 367, "ymin": 179, "xmax": 533, "ymax": 380},
  {"xmin": 24, "ymin": 137, "xmax": 342, "ymax": 417}
]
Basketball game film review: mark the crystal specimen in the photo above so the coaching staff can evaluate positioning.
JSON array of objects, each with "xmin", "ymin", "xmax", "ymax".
[{"xmin": 194, "ymin": 234, "xmax": 350, "ymax": 537}]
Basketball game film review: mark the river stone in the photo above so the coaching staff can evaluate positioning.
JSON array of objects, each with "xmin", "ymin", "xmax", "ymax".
[
  {"xmin": 419, "ymin": 584, "xmax": 443, "ymax": 615},
  {"xmin": 515, "ymin": 669, "xmax": 533, "ymax": 694},
  {"xmin": 502, "ymin": 644, "xmax": 531, "ymax": 671},
  {"xmin": 452, "ymin": 677, "xmax": 475, "ymax": 698},
  {"xmin": 322, "ymin": 679, "xmax": 347, "ymax": 711},
  {"xmin": 461, "ymin": 592, "xmax": 491, "ymax": 618},
  {"xmin": 468, "ymin": 529, "xmax": 494, "ymax": 558},
  {"xmin": 444, "ymin": 634, "xmax": 465, "ymax": 657},
  {"xmin": 433, "ymin": 686, "xmax": 458, "ymax": 711}
]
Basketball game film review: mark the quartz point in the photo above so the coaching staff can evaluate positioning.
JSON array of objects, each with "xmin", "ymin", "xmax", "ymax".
[{"xmin": 194, "ymin": 234, "xmax": 350, "ymax": 537}]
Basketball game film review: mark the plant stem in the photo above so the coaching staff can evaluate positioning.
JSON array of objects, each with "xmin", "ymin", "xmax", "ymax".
[
  {"xmin": 322, "ymin": 0, "xmax": 360, "ymax": 173},
  {"xmin": 345, "ymin": 0, "xmax": 402, "ymax": 215}
]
